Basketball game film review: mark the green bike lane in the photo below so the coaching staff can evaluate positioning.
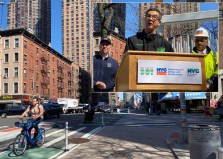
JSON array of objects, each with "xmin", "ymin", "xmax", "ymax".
[
  {"xmin": 0, "ymin": 113, "xmax": 125, "ymax": 159},
  {"xmin": 0, "ymin": 148, "xmax": 61, "ymax": 159}
]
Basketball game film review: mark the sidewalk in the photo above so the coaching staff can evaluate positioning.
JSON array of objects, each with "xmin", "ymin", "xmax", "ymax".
[
  {"xmin": 166, "ymin": 114, "xmax": 223, "ymax": 159},
  {"xmin": 56, "ymin": 110, "xmax": 176, "ymax": 159},
  {"xmin": 55, "ymin": 111, "xmax": 223, "ymax": 159}
]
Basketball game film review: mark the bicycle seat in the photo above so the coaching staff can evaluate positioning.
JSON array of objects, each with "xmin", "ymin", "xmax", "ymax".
[{"xmin": 15, "ymin": 121, "xmax": 32, "ymax": 129}]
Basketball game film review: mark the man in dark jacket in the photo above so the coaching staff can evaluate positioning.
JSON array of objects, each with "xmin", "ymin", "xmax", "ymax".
[
  {"xmin": 125, "ymin": 8, "xmax": 174, "ymax": 53},
  {"xmin": 93, "ymin": 37, "xmax": 119, "ymax": 92}
]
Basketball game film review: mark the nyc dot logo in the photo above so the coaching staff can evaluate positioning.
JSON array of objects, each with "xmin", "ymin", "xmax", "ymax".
[
  {"xmin": 187, "ymin": 68, "xmax": 199, "ymax": 76},
  {"xmin": 187, "ymin": 68, "xmax": 199, "ymax": 73},
  {"xmin": 157, "ymin": 68, "xmax": 167, "ymax": 75}
]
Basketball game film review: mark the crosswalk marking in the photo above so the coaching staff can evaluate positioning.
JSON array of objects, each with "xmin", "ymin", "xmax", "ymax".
[
  {"xmin": 53, "ymin": 126, "xmax": 104, "ymax": 159},
  {"xmin": 44, "ymin": 127, "xmax": 86, "ymax": 147},
  {"xmin": 0, "ymin": 126, "xmax": 8, "ymax": 129},
  {"xmin": 45, "ymin": 128, "xmax": 70, "ymax": 138}
]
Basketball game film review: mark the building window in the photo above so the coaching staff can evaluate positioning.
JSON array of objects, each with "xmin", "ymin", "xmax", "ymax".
[
  {"xmin": 15, "ymin": 38, "xmax": 19, "ymax": 47},
  {"xmin": 14, "ymin": 83, "xmax": 18, "ymax": 93},
  {"xmin": 120, "ymin": 43, "xmax": 122, "ymax": 50},
  {"xmin": 23, "ymin": 83, "xmax": 26, "ymax": 93},
  {"xmin": 4, "ymin": 54, "xmax": 9, "ymax": 63},
  {"xmin": 36, "ymin": 47, "xmax": 39, "ymax": 54},
  {"xmin": 24, "ymin": 54, "xmax": 27, "ymax": 64},
  {"xmin": 4, "ymin": 83, "xmax": 8, "ymax": 93},
  {"xmin": 24, "ymin": 40, "xmax": 27, "ymax": 49},
  {"xmin": 95, "ymin": 39, "xmax": 99, "ymax": 46},
  {"xmin": 5, "ymin": 39, "xmax": 9, "ymax": 49},
  {"xmin": 15, "ymin": 53, "xmax": 19, "ymax": 62},
  {"xmin": 36, "ymin": 86, "xmax": 39, "ymax": 94},
  {"xmin": 36, "ymin": 60, "xmax": 38, "ymax": 67},
  {"xmin": 4, "ymin": 68, "xmax": 8, "ymax": 78},
  {"xmin": 24, "ymin": 68, "xmax": 27, "ymax": 77},
  {"xmin": 14, "ymin": 67, "xmax": 19, "ymax": 77}
]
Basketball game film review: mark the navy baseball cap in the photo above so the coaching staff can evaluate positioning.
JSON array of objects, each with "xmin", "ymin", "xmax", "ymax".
[{"xmin": 100, "ymin": 37, "xmax": 111, "ymax": 45}]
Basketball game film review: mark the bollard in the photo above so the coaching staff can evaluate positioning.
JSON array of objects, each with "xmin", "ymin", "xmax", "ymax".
[
  {"xmin": 64, "ymin": 122, "xmax": 69, "ymax": 151},
  {"xmin": 128, "ymin": 107, "xmax": 130, "ymax": 113},
  {"xmin": 218, "ymin": 147, "xmax": 223, "ymax": 159}
]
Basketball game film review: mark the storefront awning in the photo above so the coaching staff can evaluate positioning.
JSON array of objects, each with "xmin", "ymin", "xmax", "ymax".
[{"xmin": 160, "ymin": 92, "xmax": 206, "ymax": 101}]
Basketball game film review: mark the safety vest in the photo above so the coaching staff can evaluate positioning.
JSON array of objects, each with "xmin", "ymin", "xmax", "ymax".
[{"xmin": 192, "ymin": 48, "xmax": 218, "ymax": 79}]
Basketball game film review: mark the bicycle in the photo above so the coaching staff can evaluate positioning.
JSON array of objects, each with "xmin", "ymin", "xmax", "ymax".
[{"xmin": 12, "ymin": 118, "xmax": 45, "ymax": 156}]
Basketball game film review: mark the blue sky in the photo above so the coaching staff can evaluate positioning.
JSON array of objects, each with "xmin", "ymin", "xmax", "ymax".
[
  {"xmin": 0, "ymin": 1, "xmax": 219, "ymax": 100},
  {"xmin": 0, "ymin": 1, "xmax": 218, "ymax": 53}
]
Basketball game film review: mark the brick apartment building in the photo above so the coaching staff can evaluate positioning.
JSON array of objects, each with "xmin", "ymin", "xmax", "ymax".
[{"xmin": 0, "ymin": 29, "xmax": 79, "ymax": 108}]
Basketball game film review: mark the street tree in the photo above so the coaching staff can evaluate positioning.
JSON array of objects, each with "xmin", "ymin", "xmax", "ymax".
[
  {"xmin": 96, "ymin": 3, "xmax": 139, "ymax": 38},
  {"xmin": 97, "ymin": 3, "xmax": 116, "ymax": 37},
  {"xmin": 202, "ymin": 21, "xmax": 218, "ymax": 52}
]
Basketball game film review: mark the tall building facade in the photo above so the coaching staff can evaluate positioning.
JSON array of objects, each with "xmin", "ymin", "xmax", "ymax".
[
  {"xmin": 93, "ymin": 3, "xmax": 126, "ymax": 37},
  {"xmin": 109, "ymin": 92, "xmax": 118, "ymax": 106},
  {"xmin": 62, "ymin": 0, "xmax": 94, "ymax": 103},
  {"xmin": 62, "ymin": 0, "xmax": 93, "ymax": 73},
  {"xmin": 0, "ymin": 28, "xmax": 79, "ymax": 108},
  {"xmin": 7, "ymin": 0, "xmax": 51, "ymax": 44}
]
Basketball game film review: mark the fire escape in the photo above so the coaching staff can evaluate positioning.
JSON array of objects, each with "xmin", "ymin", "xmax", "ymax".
[
  {"xmin": 57, "ymin": 62, "xmax": 64, "ymax": 97},
  {"xmin": 67, "ymin": 70, "xmax": 73, "ymax": 98},
  {"xmin": 41, "ymin": 55, "xmax": 50, "ymax": 98}
]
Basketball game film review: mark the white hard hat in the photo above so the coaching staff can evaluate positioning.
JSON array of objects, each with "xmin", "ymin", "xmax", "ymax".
[{"xmin": 194, "ymin": 27, "xmax": 209, "ymax": 38}]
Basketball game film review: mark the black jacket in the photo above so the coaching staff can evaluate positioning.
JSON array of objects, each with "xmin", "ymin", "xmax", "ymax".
[
  {"xmin": 125, "ymin": 30, "xmax": 174, "ymax": 53},
  {"xmin": 93, "ymin": 54, "xmax": 119, "ymax": 92}
]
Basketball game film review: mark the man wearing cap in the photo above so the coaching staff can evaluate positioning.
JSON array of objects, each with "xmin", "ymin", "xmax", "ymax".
[
  {"xmin": 192, "ymin": 27, "xmax": 218, "ymax": 92},
  {"xmin": 93, "ymin": 37, "xmax": 119, "ymax": 92},
  {"xmin": 125, "ymin": 7, "xmax": 174, "ymax": 53}
]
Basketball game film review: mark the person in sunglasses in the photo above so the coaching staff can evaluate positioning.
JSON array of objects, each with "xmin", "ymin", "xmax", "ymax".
[
  {"xmin": 124, "ymin": 7, "xmax": 174, "ymax": 53},
  {"xmin": 192, "ymin": 27, "xmax": 218, "ymax": 92}
]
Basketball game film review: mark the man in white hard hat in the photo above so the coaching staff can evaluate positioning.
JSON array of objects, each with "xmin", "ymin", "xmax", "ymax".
[{"xmin": 192, "ymin": 27, "xmax": 218, "ymax": 92}]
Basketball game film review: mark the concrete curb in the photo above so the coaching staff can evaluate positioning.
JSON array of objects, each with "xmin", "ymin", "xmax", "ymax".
[{"xmin": 165, "ymin": 135, "xmax": 179, "ymax": 159}]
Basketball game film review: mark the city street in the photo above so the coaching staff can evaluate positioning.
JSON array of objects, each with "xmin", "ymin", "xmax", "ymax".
[{"xmin": 0, "ymin": 109, "xmax": 222, "ymax": 159}]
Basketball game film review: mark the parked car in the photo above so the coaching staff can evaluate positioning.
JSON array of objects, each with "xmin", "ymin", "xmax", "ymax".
[
  {"xmin": 0, "ymin": 106, "xmax": 27, "ymax": 118},
  {"xmin": 43, "ymin": 103, "xmax": 63, "ymax": 119},
  {"xmin": 74, "ymin": 103, "xmax": 89, "ymax": 113},
  {"xmin": 95, "ymin": 105, "xmax": 111, "ymax": 113},
  {"xmin": 101, "ymin": 105, "xmax": 112, "ymax": 113}
]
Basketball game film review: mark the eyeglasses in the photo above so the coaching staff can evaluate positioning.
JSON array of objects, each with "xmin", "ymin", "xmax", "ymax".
[
  {"xmin": 195, "ymin": 38, "xmax": 207, "ymax": 42},
  {"xmin": 145, "ymin": 14, "xmax": 160, "ymax": 21}
]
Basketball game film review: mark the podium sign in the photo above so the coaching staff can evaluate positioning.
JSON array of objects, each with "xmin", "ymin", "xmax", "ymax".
[
  {"xmin": 115, "ymin": 51, "xmax": 206, "ymax": 92},
  {"xmin": 137, "ymin": 59, "xmax": 202, "ymax": 84}
]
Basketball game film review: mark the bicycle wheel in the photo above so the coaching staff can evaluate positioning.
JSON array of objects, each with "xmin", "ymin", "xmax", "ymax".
[
  {"xmin": 36, "ymin": 130, "xmax": 45, "ymax": 147},
  {"xmin": 13, "ymin": 133, "xmax": 27, "ymax": 156}
]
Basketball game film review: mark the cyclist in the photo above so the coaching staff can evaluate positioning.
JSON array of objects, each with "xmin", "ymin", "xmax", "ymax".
[{"xmin": 20, "ymin": 96, "xmax": 44, "ymax": 139}]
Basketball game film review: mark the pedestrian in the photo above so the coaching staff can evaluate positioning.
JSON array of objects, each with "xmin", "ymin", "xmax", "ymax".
[
  {"xmin": 93, "ymin": 37, "xmax": 119, "ymax": 92},
  {"xmin": 125, "ymin": 7, "xmax": 174, "ymax": 53},
  {"xmin": 192, "ymin": 27, "xmax": 218, "ymax": 92},
  {"xmin": 146, "ymin": 101, "xmax": 150, "ymax": 115}
]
